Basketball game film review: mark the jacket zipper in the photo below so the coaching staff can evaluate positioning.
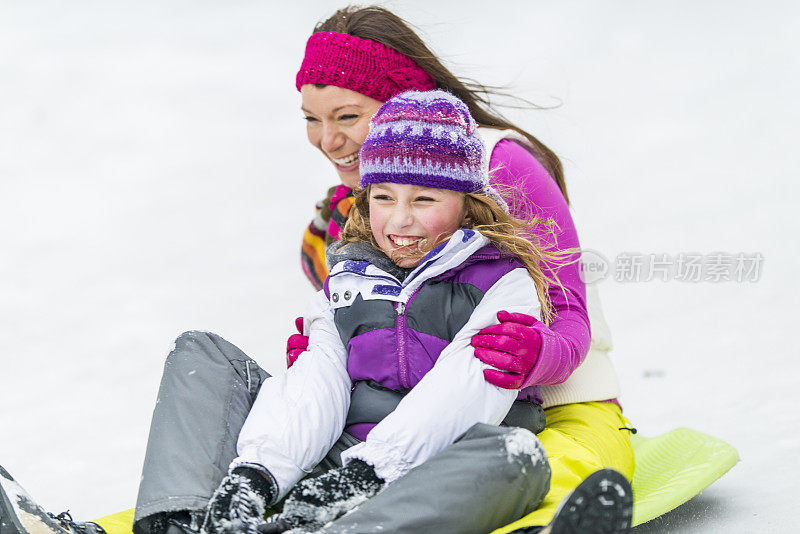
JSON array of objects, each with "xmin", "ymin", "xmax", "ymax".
[
  {"xmin": 396, "ymin": 285, "xmax": 424, "ymax": 389},
  {"xmin": 396, "ymin": 301, "xmax": 408, "ymax": 389}
]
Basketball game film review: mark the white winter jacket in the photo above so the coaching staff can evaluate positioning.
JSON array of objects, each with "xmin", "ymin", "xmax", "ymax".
[{"xmin": 233, "ymin": 230, "xmax": 541, "ymax": 497}]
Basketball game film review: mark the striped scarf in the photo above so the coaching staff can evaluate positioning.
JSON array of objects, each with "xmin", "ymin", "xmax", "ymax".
[{"xmin": 300, "ymin": 184, "xmax": 355, "ymax": 290}]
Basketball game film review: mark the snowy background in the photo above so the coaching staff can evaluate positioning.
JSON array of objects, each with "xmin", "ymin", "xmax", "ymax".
[{"xmin": 1, "ymin": 1, "xmax": 798, "ymax": 532}]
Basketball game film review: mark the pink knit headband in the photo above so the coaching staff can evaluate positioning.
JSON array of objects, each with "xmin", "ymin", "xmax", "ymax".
[{"xmin": 295, "ymin": 31, "xmax": 436, "ymax": 102}]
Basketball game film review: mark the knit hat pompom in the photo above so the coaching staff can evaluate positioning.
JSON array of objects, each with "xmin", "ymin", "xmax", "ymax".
[{"xmin": 359, "ymin": 90, "xmax": 505, "ymax": 210}]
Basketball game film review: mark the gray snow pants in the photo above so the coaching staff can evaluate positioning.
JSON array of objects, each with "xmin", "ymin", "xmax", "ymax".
[{"xmin": 133, "ymin": 331, "xmax": 551, "ymax": 534}]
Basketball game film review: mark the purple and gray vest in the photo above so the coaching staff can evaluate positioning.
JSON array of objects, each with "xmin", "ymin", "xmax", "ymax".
[{"xmin": 323, "ymin": 229, "xmax": 543, "ymax": 440}]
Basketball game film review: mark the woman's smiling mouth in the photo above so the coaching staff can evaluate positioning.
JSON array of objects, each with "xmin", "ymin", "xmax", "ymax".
[{"xmin": 330, "ymin": 151, "xmax": 359, "ymax": 169}]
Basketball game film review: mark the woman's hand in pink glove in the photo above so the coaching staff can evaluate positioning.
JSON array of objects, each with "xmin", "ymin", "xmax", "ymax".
[
  {"xmin": 471, "ymin": 311, "xmax": 542, "ymax": 389},
  {"xmin": 286, "ymin": 317, "xmax": 308, "ymax": 369}
]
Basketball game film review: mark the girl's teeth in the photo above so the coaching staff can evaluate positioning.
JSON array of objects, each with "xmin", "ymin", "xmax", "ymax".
[
  {"xmin": 391, "ymin": 236, "xmax": 420, "ymax": 246},
  {"xmin": 332, "ymin": 153, "xmax": 359, "ymax": 166}
]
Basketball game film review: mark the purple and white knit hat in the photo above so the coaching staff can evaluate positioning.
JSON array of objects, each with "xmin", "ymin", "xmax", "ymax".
[{"xmin": 359, "ymin": 90, "xmax": 507, "ymax": 210}]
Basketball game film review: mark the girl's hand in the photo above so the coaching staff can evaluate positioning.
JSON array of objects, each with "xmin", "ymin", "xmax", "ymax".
[
  {"xmin": 471, "ymin": 311, "xmax": 542, "ymax": 389},
  {"xmin": 285, "ymin": 317, "xmax": 308, "ymax": 368}
]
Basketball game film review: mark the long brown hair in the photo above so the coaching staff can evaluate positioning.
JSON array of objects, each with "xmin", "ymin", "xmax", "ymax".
[
  {"xmin": 313, "ymin": 5, "xmax": 570, "ymax": 204},
  {"xmin": 340, "ymin": 186, "xmax": 577, "ymax": 324}
]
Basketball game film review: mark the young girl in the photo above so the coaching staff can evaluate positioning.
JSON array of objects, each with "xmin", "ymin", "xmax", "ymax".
[{"xmin": 198, "ymin": 90, "xmax": 631, "ymax": 534}]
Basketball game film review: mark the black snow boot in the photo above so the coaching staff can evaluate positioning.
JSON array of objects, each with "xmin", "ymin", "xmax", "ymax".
[
  {"xmin": 0, "ymin": 465, "xmax": 104, "ymax": 534},
  {"xmin": 49, "ymin": 512, "xmax": 106, "ymax": 534},
  {"xmin": 512, "ymin": 468, "xmax": 633, "ymax": 534},
  {"xmin": 201, "ymin": 466, "xmax": 277, "ymax": 534},
  {"xmin": 260, "ymin": 459, "xmax": 384, "ymax": 533}
]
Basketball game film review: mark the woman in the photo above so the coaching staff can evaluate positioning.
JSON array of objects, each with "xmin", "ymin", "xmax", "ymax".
[{"xmin": 284, "ymin": 6, "xmax": 632, "ymax": 532}]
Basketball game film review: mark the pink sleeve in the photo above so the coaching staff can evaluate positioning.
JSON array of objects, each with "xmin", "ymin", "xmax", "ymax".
[{"xmin": 488, "ymin": 139, "xmax": 591, "ymax": 386}]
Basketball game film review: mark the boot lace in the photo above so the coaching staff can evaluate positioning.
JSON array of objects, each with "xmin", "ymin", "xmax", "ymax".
[{"xmin": 48, "ymin": 511, "xmax": 105, "ymax": 534}]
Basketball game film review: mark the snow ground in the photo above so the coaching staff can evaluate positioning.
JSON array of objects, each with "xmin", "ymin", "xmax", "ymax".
[{"xmin": 1, "ymin": 1, "xmax": 797, "ymax": 532}]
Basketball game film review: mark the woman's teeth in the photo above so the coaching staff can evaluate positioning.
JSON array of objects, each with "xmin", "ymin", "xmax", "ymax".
[
  {"xmin": 331, "ymin": 152, "xmax": 359, "ymax": 167},
  {"xmin": 390, "ymin": 236, "xmax": 421, "ymax": 246}
]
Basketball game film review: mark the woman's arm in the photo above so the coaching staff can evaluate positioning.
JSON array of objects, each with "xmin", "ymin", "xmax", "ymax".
[
  {"xmin": 300, "ymin": 185, "xmax": 354, "ymax": 290},
  {"xmin": 233, "ymin": 290, "xmax": 352, "ymax": 500},
  {"xmin": 340, "ymin": 267, "xmax": 539, "ymax": 483},
  {"xmin": 483, "ymin": 139, "xmax": 591, "ymax": 387}
]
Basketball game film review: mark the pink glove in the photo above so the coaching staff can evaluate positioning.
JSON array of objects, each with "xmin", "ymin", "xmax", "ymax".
[
  {"xmin": 286, "ymin": 317, "xmax": 308, "ymax": 369},
  {"xmin": 471, "ymin": 311, "xmax": 542, "ymax": 389}
]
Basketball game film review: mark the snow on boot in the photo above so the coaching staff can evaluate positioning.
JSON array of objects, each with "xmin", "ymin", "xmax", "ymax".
[
  {"xmin": 1, "ymin": 464, "xmax": 63, "ymax": 534},
  {"xmin": 265, "ymin": 459, "xmax": 385, "ymax": 533},
  {"xmin": 0, "ymin": 465, "xmax": 104, "ymax": 534},
  {"xmin": 201, "ymin": 467, "xmax": 276, "ymax": 534},
  {"xmin": 519, "ymin": 468, "xmax": 633, "ymax": 534}
]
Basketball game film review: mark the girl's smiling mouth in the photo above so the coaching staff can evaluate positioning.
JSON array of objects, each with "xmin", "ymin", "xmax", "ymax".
[{"xmin": 388, "ymin": 235, "xmax": 423, "ymax": 248}]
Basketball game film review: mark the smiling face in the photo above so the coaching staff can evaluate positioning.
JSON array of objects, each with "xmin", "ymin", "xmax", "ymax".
[
  {"xmin": 301, "ymin": 84, "xmax": 384, "ymax": 188},
  {"xmin": 368, "ymin": 183, "xmax": 467, "ymax": 268}
]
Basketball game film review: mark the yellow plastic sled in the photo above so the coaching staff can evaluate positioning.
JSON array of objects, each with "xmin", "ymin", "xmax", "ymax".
[
  {"xmin": 93, "ymin": 427, "xmax": 739, "ymax": 533},
  {"xmin": 628, "ymin": 427, "xmax": 738, "ymax": 527}
]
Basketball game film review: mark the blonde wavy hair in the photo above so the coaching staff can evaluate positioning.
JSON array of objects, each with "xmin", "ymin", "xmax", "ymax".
[{"xmin": 339, "ymin": 186, "xmax": 579, "ymax": 324}]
